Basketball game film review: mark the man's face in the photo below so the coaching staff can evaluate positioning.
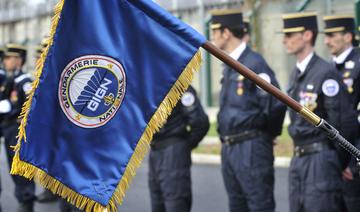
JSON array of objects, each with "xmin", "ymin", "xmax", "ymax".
[
  {"xmin": 3, "ymin": 56, "xmax": 21, "ymax": 72},
  {"xmin": 211, "ymin": 28, "xmax": 227, "ymax": 50},
  {"xmin": 282, "ymin": 32, "xmax": 306, "ymax": 55},
  {"xmin": 324, "ymin": 32, "xmax": 348, "ymax": 56}
]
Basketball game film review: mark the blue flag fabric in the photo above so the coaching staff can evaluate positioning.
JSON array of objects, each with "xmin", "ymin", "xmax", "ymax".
[{"xmin": 11, "ymin": 0, "xmax": 206, "ymax": 211}]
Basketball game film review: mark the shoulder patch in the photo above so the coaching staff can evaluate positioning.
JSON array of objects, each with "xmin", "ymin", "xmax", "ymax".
[
  {"xmin": 258, "ymin": 73, "xmax": 271, "ymax": 84},
  {"xmin": 322, "ymin": 79, "xmax": 339, "ymax": 97},
  {"xmin": 181, "ymin": 92, "xmax": 195, "ymax": 107},
  {"xmin": 256, "ymin": 73, "xmax": 271, "ymax": 92},
  {"xmin": 22, "ymin": 82, "xmax": 32, "ymax": 95}
]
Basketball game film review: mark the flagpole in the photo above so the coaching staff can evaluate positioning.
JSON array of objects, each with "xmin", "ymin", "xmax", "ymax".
[{"xmin": 202, "ymin": 41, "xmax": 360, "ymax": 160}]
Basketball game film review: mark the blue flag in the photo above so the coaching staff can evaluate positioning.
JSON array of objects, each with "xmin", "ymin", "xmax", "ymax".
[{"xmin": 11, "ymin": 0, "xmax": 206, "ymax": 211}]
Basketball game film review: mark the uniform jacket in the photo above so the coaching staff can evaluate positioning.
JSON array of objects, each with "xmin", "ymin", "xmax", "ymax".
[
  {"xmin": 217, "ymin": 46, "xmax": 286, "ymax": 138},
  {"xmin": 287, "ymin": 54, "xmax": 358, "ymax": 168},
  {"xmin": 333, "ymin": 48, "xmax": 360, "ymax": 127}
]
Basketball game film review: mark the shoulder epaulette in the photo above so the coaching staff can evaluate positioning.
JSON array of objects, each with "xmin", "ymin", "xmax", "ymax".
[{"xmin": 15, "ymin": 73, "xmax": 32, "ymax": 84}]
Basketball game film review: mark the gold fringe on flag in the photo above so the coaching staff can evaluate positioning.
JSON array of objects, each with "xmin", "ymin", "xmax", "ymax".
[
  {"xmin": 14, "ymin": 0, "xmax": 64, "ymax": 148},
  {"xmin": 111, "ymin": 49, "xmax": 202, "ymax": 208},
  {"xmin": 10, "ymin": 0, "xmax": 203, "ymax": 211}
]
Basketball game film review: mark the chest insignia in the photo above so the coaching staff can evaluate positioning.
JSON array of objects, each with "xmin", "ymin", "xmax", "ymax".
[
  {"xmin": 345, "ymin": 60, "xmax": 355, "ymax": 69},
  {"xmin": 299, "ymin": 91, "xmax": 318, "ymax": 111},
  {"xmin": 236, "ymin": 75, "xmax": 244, "ymax": 96},
  {"xmin": 343, "ymin": 71, "xmax": 351, "ymax": 78},
  {"xmin": 306, "ymin": 84, "xmax": 314, "ymax": 90},
  {"xmin": 343, "ymin": 78, "xmax": 354, "ymax": 94}
]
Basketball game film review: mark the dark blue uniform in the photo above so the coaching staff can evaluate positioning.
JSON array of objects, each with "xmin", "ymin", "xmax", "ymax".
[
  {"xmin": 0, "ymin": 68, "xmax": 5, "ymax": 212},
  {"xmin": 0, "ymin": 69, "xmax": 5, "ymax": 85},
  {"xmin": 148, "ymin": 86, "xmax": 209, "ymax": 212},
  {"xmin": 0, "ymin": 70, "xmax": 36, "ymax": 206},
  {"xmin": 218, "ymin": 46, "xmax": 286, "ymax": 212},
  {"xmin": 287, "ymin": 54, "xmax": 359, "ymax": 212},
  {"xmin": 332, "ymin": 48, "xmax": 360, "ymax": 212}
]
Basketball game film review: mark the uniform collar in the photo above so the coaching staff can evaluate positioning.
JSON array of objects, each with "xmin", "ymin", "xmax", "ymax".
[
  {"xmin": 6, "ymin": 69, "xmax": 21, "ymax": 78},
  {"xmin": 333, "ymin": 46, "xmax": 353, "ymax": 64},
  {"xmin": 13, "ymin": 69, "xmax": 22, "ymax": 78},
  {"xmin": 229, "ymin": 42, "xmax": 246, "ymax": 60},
  {"xmin": 296, "ymin": 52, "xmax": 314, "ymax": 73}
]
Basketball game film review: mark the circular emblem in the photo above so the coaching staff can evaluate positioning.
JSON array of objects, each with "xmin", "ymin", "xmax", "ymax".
[
  {"xmin": 181, "ymin": 92, "xmax": 195, "ymax": 107},
  {"xmin": 23, "ymin": 82, "xmax": 32, "ymax": 95},
  {"xmin": 59, "ymin": 55, "xmax": 126, "ymax": 128},
  {"xmin": 322, "ymin": 79, "xmax": 339, "ymax": 97}
]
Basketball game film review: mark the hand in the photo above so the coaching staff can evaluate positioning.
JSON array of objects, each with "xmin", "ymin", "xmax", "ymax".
[
  {"xmin": 342, "ymin": 167, "xmax": 354, "ymax": 181},
  {"xmin": 2, "ymin": 78, "xmax": 14, "ymax": 97}
]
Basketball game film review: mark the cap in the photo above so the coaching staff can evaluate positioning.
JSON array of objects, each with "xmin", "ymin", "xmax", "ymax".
[
  {"xmin": 210, "ymin": 9, "xmax": 243, "ymax": 30},
  {"xmin": 4, "ymin": 43, "xmax": 27, "ymax": 59},
  {"xmin": 281, "ymin": 12, "xmax": 318, "ymax": 33},
  {"xmin": 323, "ymin": 15, "xmax": 355, "ymax": 33}
]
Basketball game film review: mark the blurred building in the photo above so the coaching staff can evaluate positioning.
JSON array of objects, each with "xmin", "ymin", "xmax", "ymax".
[{"xmin": 0, "ymin": 0, "xmax": 357, "ymax": 106}]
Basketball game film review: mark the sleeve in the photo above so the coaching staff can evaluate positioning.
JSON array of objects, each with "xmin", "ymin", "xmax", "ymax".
[
  {"xmin": 321, "ymin": 71, "xmax": 359, "ymax": 168},
  {"xmin": 180, "ymin": 86, "xmax": 210, "ymax": 149},
  {"xmin": 0, "ymin": 69, "xmax": 5, "ymax": 85},
  {"xmin": 354, "ymin": 70, "xmax": 360, "ymax": 114},
  {"xmin": 0, "ymin": 75, "xmax": 13, "ymax": 100},
  {"xmin": 355, "ymin": 72, "xmax": 360, "ymax": 132},
  {"xmin": 4, "ymin": 77, "xmax": 32, "ymax": 120},
  {"xmin": 255, "ymin": 62, "xmax": 287, "ymax": 138}
]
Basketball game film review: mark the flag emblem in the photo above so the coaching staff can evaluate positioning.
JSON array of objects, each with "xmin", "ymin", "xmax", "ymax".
[{"xmin": 59, "ymin": 55, "xmax": 126, "ymax": 128}]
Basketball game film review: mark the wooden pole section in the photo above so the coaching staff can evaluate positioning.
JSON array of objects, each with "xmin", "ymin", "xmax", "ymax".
[
  {"xmin": 202, "ymin": 41, "xmax": 321, "ymax": 126},
  {"xmin": 202, "ymin": 41, "xmax": 360, "ymax": 159}
]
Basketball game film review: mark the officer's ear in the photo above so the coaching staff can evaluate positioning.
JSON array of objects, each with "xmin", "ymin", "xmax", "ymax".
[
  {"xmin": 15, "ymin": 56, "xmax": 24, "ymax": 68},
  {"xmin": 343, "ymin": 32, "xmax": 353, "ymax": 45},
  {"xmin": 221, "ymin": 28, "xmax": 232, "ymax": 40},
  {"xmin": 302, "ymin": 30, "xmax": 313, "ymax": 44}
]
